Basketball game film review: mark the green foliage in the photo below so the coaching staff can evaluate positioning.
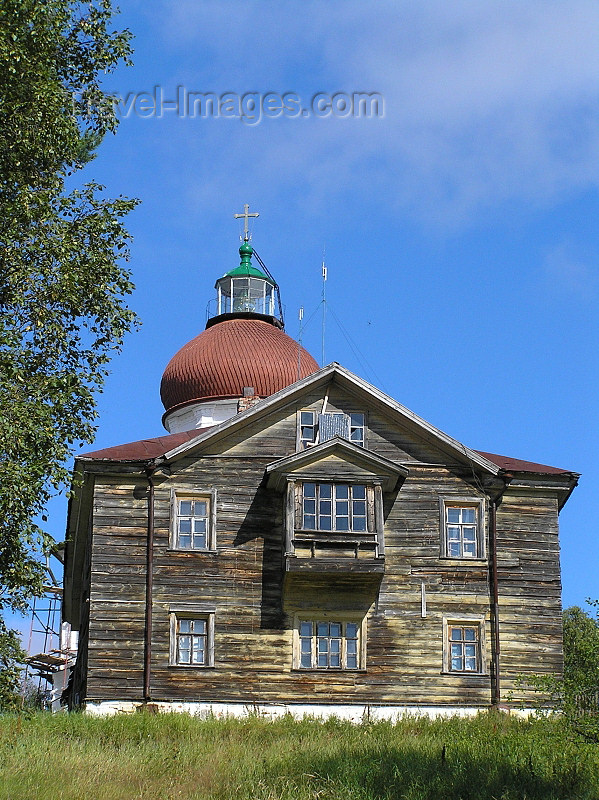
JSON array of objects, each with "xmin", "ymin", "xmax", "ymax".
[
  {"xmin": 563, "ymin": 604, "xmax": 599, "ymax": 695},
  {"xmin": 0, "ymin": 619, "xmax": 25, "ymax": 711},
  {"xmin": 523, "ymin": 603, "xmax": 599, "ymax": 741},
  {"xmin": 562, "ymin": 604, "xmax": 599, "ymax": 740},
  {"xmin": 0, "ymin": 1, "xmax": 138, "ymax": 611},
  {"xmin": 0, "ymin": 713, "xmax": 598, "ymax": 799}
]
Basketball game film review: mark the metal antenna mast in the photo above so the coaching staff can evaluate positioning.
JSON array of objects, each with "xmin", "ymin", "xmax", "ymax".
[
  {"xmin": 321, "ymin": 248, "xmax": 327, "ymax": 367},
  {"xmin": 297, "ymin": 306, "xmax": 304, "ymax": 380}
]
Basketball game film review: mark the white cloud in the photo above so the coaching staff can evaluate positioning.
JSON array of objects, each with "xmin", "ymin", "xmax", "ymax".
[{"xmin": 146, "ymin": 0, "xmax": 599, "ymax": 226}]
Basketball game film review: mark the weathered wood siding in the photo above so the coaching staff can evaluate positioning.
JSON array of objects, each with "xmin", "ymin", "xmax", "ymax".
[
  {"xmin": 83, "ymin": 388, "xmax": 564, "ymax": 708},
  {"xmin": 87, "ymin": 481, "xmax": 148, "ymax": 700},
  {"xmin": 494, "ymin": 489, "xmax": 563, "ymax": 701}
]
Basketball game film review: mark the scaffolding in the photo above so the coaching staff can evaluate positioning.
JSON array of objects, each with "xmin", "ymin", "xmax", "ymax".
[{"xmin": 22, "ymin": 554, "xmax": 77, "ymax": 711}]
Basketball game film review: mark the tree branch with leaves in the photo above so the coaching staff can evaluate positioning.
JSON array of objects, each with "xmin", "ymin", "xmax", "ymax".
[{"xmin": 0, "ymin": 0, "xmax": 139, "ymax": 612}]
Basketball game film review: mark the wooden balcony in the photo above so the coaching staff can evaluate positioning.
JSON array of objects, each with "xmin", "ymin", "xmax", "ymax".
[{"xmin": 284, "ymin": 531, "xmax": 385, "ymax": 577}]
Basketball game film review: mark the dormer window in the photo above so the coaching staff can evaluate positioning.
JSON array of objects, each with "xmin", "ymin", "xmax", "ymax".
[
  {"xmin": 302, "ymin": 483, "xmax": 369, "ymax": 532},
  {"xmin": 266, "ymin": 436, "xmax": 407, "ymax": 570},
  {"xmin": 298, "ymin": 411, "xmax": 366, "ymax": 450}
]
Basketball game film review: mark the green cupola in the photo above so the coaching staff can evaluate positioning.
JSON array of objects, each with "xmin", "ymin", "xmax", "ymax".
[{"xmin": 208, "ymin": 204, "xmax": 284, "ymax": 329}]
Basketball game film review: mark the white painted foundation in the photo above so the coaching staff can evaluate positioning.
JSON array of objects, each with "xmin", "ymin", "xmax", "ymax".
[{"xmin": 84, "ymin": 701, "xmax": 535, "ymax": 720}]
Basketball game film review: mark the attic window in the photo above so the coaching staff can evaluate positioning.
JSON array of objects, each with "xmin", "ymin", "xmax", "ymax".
[
  {"xmin": 298, "ymin": 411, "xmax": 366, "ymax": 450},
  {"xmin": 299, "ymin": 411, "xmax": 318, "ymax": 449},
  {"xmin": 349, "ymin": 413, "xmax": 365, "ymax": 447}
]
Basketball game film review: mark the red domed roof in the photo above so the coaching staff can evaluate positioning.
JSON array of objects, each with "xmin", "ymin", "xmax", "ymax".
[{"xmin": 160, "ymin": 318, "xmax": 319, "ymax": 415}]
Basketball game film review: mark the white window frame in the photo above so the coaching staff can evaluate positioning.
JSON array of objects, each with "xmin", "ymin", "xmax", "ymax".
[
  {"xmin": 297, "ymin": 410, "xmax": 367, "ymax": 450},
  {"xmin": 298, "ymin": 410, "xmax": 318, "ymax": 450},
  {"xmin": 442, "ymin": 616, "xmax": 487, "ymax": 675},
  {"xmin": 349, "ymin": 412, "xmax": 366, "ymax": 448},
  {"xmin": 170, "ymin": 488, "xmax": 217, "ymax": 551},
  {"xmin": 439, "ymin": 496, "xmax": 485, "ymax": 559},
  {"xmin": 299, "ymin": 482, "xmax": 372, "ymax": 533},
  {"xmin": 292, "ymin": 614, "xmax": 366, "ymax": 670},
  {"xmin": 169, "ymin": 609, "xmax": 215, "ymax": 667}
]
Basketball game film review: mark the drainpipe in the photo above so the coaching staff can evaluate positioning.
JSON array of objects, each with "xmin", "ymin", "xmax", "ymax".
[
  {"xmin": 489, "ymin": 472, "xmax": 512, "ymax": 707},
  {"xmin": 143, "ymin": 466, "xmax": 156, "ymax": 703}
]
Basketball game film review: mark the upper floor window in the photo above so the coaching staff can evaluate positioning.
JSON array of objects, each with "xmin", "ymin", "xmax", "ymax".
[
  {"xmin": 302, "ymin": 483, "xmax": 368, "ymax": 532},
  {"xmin": 349, "ymin": 413, "xmax": 365, "ymax": 447},
  {"xmin": 298, "ymin": 411, "xmax": 366, "ymax": 450},
  {"xmin": 447, "ymin": 506, "xmax": 477, "ymax": 557},
  {"xmin": 440, "ymin": 498, "xmax": 485, "ymax": 559},
  {"xmin": 170, "ymin": 489, "xmax": 216, "ymax": 551}
]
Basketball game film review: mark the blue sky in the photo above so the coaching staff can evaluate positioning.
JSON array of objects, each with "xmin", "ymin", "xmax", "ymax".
[{"xmin": 18, "ymin": 0, "xmax": 599, "ymax": 643}]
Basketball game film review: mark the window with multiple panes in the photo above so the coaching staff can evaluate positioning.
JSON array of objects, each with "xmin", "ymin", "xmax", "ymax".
[
  {"xmin": 446, "ymin": 506, "xmax": 477, "ymax": 557},
  {"xmin": 298, "ymin": 411, "xmax": 366, "ymax": 449},
  {"xmin": 299, "ymin": 410, "xmax": 318, "ymax": 449},
  {"xmin": 448, "ymin": 624, "xmax": 481, "ymax": 673},
  {"xmin": 440, "ymin": 499, "xmax": 484, "ymax": 559},
  {"xmin": 171, "ymin": 491, "xmax": 215, "ymax": 551},
  {"xmin": 298, "ymin": 620, "xmax": 361, "ymax": 669},
  {"xmin": 170, "ymin": 613, "xmax": 214, "ymax": 667},
  {"xmin": 302, "ymin": 483, "xmax": 368, "ymax": 531},
  {"xmin": 349, "ymin": 413, "xmax": 365, "ymax": 447}
]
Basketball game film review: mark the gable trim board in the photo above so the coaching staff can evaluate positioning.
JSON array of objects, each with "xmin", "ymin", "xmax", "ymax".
[
  {"xmin": 80, "ymin": 365, "xmax": 501, "ymax": 476},
  {"xmin": 265, "ymin": 436, "xmax": 409, "ymax": 493},
  {"xmin": 158, "ymin": 365, "xmax": 502, "ymax": 473}
]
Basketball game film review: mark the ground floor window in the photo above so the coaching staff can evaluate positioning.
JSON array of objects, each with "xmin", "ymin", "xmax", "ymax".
[
  {"xmin": 443, "ymin": 618, "xmax": 485, "ymax": 674},
  {"xmin": 169, "ymin": 612, "xmax": 214, "ymax": 667},
  {"xmin": 296, "ymin": 619, "xmax": 362, "ymax": 669},
  {"xmin": 449, "ymin": 625, "xmax": 479, "ymax": 671}
]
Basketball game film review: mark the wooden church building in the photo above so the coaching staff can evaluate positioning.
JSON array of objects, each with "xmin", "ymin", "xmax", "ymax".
[{"xmin": 62, "ymin": 215, "xmax": 579, "ymax": 717}]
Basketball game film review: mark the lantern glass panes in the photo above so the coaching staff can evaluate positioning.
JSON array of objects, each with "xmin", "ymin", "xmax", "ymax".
[{"xmin": 216, "ymin": 276, "xmax": 274, "ymax": 316}]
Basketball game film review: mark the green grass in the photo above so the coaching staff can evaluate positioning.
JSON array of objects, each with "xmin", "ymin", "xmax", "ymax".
[{"xmin": 0, "ymin": 712, "xmax": 598, "ymax": 800}]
